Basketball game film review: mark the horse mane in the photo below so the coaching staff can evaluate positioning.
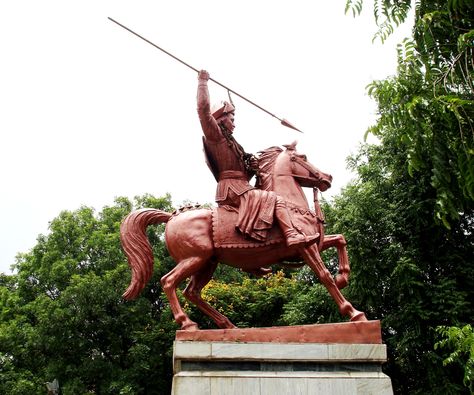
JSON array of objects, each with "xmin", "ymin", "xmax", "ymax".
[{"xmin": 256, "ymin": 146, "xmax": 283, "ymax": 191}]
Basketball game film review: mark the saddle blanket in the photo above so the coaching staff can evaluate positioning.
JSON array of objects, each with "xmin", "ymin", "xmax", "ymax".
[{"xmin": 212, "ymin": 206, "xmax": 284, "ymax": 249}]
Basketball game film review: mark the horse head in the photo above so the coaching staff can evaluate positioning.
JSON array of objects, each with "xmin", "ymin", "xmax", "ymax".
[
  {"xmin": 257, "ymin": 142, "xmax": 332, "ymax": 194},
  {"xmin": 282, "ymin": 141, "xmax": 332, "ymax": 191}
]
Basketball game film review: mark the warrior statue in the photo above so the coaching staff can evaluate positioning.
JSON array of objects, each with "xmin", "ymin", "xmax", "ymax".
[
  {"xmin": 110, "ymin": 16, "xmax": 368, "ymax": 331},
  {"xmin": 119, "ymin": 70, "xmax": 367, "ymax": 331},
  {"xmin": 197, "ymin": 70, "xmax": 318, "ymax": 247}
]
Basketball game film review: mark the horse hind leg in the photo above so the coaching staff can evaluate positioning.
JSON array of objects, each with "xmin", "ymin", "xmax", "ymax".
[
  {"xmin": 183, "ymin": 260, "xmax": 237, "ymax": 330},
  {"xmin": 301, "ymin": 245, "xmax": 367, "ymax": 322},
  {"xmin": 160, "ymin": 256, "xmax": 208, "ymax": 331}
]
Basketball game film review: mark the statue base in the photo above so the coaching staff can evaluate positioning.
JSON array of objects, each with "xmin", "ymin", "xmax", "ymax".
[{"xmin": 171, "ymin": 321, "xmax": 393, "ymax": 394}]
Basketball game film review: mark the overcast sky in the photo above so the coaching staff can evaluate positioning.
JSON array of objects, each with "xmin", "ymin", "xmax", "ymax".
[{"xmin": 0, "ymin": 1, "xmax": 412, "ymax": 274}]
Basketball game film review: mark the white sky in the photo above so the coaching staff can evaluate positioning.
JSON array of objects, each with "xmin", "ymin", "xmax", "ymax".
[{"xmin": 0, "ymin": 1, "xmax": 412, "ymax": 274}]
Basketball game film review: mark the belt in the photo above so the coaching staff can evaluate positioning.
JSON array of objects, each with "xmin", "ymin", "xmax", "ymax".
[{"xmin": 218, "ymin": 170, "xmax": 247, "ymax": 181}]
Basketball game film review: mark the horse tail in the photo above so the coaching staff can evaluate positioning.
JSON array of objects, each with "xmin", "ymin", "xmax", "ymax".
[{"xmin": 120, "ymin": 208, "xmax": 172, "ymax": 300}]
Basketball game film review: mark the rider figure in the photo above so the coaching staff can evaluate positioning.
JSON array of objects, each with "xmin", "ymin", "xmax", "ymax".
[{"xmin": 197, "ymin": 70, "xmax": 318, "ymax": 248}]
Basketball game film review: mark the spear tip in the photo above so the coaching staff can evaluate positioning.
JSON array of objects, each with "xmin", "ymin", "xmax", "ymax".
[{"xmin": 281, "ymin": 118, "xmax": 303, "ymax": 133}]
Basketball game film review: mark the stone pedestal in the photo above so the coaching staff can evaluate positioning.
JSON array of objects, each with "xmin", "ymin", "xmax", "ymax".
[{"xmin": 171, "ymin": 321, "xmax": 393, "ymax": 395}]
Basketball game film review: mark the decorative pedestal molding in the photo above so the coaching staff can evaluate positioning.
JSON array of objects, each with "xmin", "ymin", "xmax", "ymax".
[{"xmin": 171, "ymin": 321, "xmax": 393, "ymax": 394}]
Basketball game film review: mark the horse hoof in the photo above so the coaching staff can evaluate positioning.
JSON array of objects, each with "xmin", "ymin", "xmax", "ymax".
[
  {"xmin": 181, "ymin": 322, "xmax": 199, "ymax": 331},
  {"xmin": 350, "ymin": 311, "xmax": 368, "ymax": 322},
  {"xmin": 221, "ymin": 324, "xmax": 238, "ymax": 329},
  {"xmin": 217, "ymin": 319, "xmax": 238, "ymax": 329}
]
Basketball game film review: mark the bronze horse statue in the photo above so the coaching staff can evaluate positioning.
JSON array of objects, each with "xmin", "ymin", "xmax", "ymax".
[{"xmin": 120, "ymin": 143, "xmax": 367, "ymax": 330}]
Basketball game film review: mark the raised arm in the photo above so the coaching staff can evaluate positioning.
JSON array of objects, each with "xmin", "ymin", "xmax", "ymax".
[{"xmin": 197, "ymin": 70, "xmax": 222, "ymax": 142}]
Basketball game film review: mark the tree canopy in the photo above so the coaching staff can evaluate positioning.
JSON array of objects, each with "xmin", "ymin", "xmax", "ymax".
[
  {"xmin": 0, "ymin": 195, "xmax": 178, "ymax": 395},
  {"xmin": 348, "ymin": 0, "xmax": 474, "ymax": 228},
  {"xmin": 339, "ymin": 0, "xmax": 474, "ymax": 392},
  {"xmin": 323, "ymin": 140, "xmax": 473, "ymax": 392}
]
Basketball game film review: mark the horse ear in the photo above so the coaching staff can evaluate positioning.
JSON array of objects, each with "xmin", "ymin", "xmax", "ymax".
[{"xmin": 283, "ymin": 141, "xmax": 298, "ymax": 151}]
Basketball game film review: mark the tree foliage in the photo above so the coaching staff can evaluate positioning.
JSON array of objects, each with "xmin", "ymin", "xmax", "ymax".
[
  {"xmin": 0, "ymin": 195, "xmax": 177, "ymax": 395},
  {"xmin": 348, "ymin": 0, "xmax": 474, "ymax": 228},
  {"xmin": 324, "ymin": 139, "xmax": 473, "ymax": 393},
  {"xmin": 186, "ymin": 270, "xmax": 341, "ymax": 330},
  {"xmin": 338, "ymin": 4, "xmax": 474, "ymax": 390},
  {"xmin": 346, "ymin": 0, "xmax": 411, "ymax": 42},
  {"xmin": 435, "ymin": 324, "xmax": 474, "ymax": 391}
]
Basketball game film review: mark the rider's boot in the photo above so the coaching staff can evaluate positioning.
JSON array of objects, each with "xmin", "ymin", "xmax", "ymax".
[{"xmin": 275, "ymin": 198, "xmax": 319, "ymax": 247}]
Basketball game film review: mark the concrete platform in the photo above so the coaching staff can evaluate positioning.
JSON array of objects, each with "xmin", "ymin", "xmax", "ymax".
[
  {"xmin": 173, "ymin": 371, "xmax": 393, "ymax": 394},
  {"xmin": 172, "ymin": 337, "xmax": 393, "ymax": 394}
]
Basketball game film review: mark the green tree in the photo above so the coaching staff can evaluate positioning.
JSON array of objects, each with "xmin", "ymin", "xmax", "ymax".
[
  {"xmin": 338, "ymin": 2, "xmax": 474, "ymax": 392},
  {"xmin": 0, "ymin": 194, "xmax": 177, "ymax": 395},
  {"xmin": 347, "ymin": 0, "xmax": 474, "ymax": 227},
  {"xmin": 185, "ymin": 270, "xmax": 341, "ymax": 330},
  {"xmin": 324, "ymin": 139, "xmax": 473, "ymax": 393},
  {"xmin": 435, "ymin": 324, "xmax": 474, "ymax": 392}
]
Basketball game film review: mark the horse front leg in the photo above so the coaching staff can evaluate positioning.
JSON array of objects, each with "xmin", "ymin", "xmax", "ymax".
[
  {"xmin": 319, "ymin": 234, "xmax": 350, "ymax": 289},
  {"xmin": 300, "ymin": 245, "xmax": 366, "ymax": 322},
  {"xmin": 160, "ymin": 257, "xmax": 208, "ymax": 331}
]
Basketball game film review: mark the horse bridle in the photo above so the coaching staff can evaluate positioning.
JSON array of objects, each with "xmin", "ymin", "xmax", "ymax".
[{"xmin": 289, "ymin": 152, "xmax": 324, "ymax": 184}]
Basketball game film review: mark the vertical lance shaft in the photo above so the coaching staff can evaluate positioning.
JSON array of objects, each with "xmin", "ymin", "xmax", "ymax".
[{"xmin": 108, "ymin": 17, "xmax": 303, "ymax": 133}]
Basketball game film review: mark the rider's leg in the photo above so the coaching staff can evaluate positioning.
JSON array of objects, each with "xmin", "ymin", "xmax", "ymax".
[{"xmin": 275, "ymin": 196, "xmax": 319, "ymax": 247}]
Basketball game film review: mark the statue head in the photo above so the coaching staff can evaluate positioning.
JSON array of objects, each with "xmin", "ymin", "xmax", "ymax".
[
  {"xmin": 212, "ymin": 101, "xmax": 235, "ymax": 133},
  {"xmin": 212, "ymin": 101, "xmax": 235, "ymax": 119}
]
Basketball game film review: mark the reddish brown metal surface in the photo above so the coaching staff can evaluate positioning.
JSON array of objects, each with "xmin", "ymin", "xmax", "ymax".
[
  {"xmin": 119, "ymin": 71, "xmax": 367, "ymax": 333},
  {"xmin": 176, "ymin": 321, "xmax": 382, "ymax": 344}
]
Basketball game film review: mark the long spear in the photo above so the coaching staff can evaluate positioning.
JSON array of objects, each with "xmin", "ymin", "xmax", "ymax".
[{"xmin": 108, "ymin": 17, "xmax": 303, "ymax": 133}]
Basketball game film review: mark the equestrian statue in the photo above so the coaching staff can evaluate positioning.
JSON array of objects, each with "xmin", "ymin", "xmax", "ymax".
[{"xmin": 119, "ymin": 70, "xmax": 367, "ymax": 330}]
